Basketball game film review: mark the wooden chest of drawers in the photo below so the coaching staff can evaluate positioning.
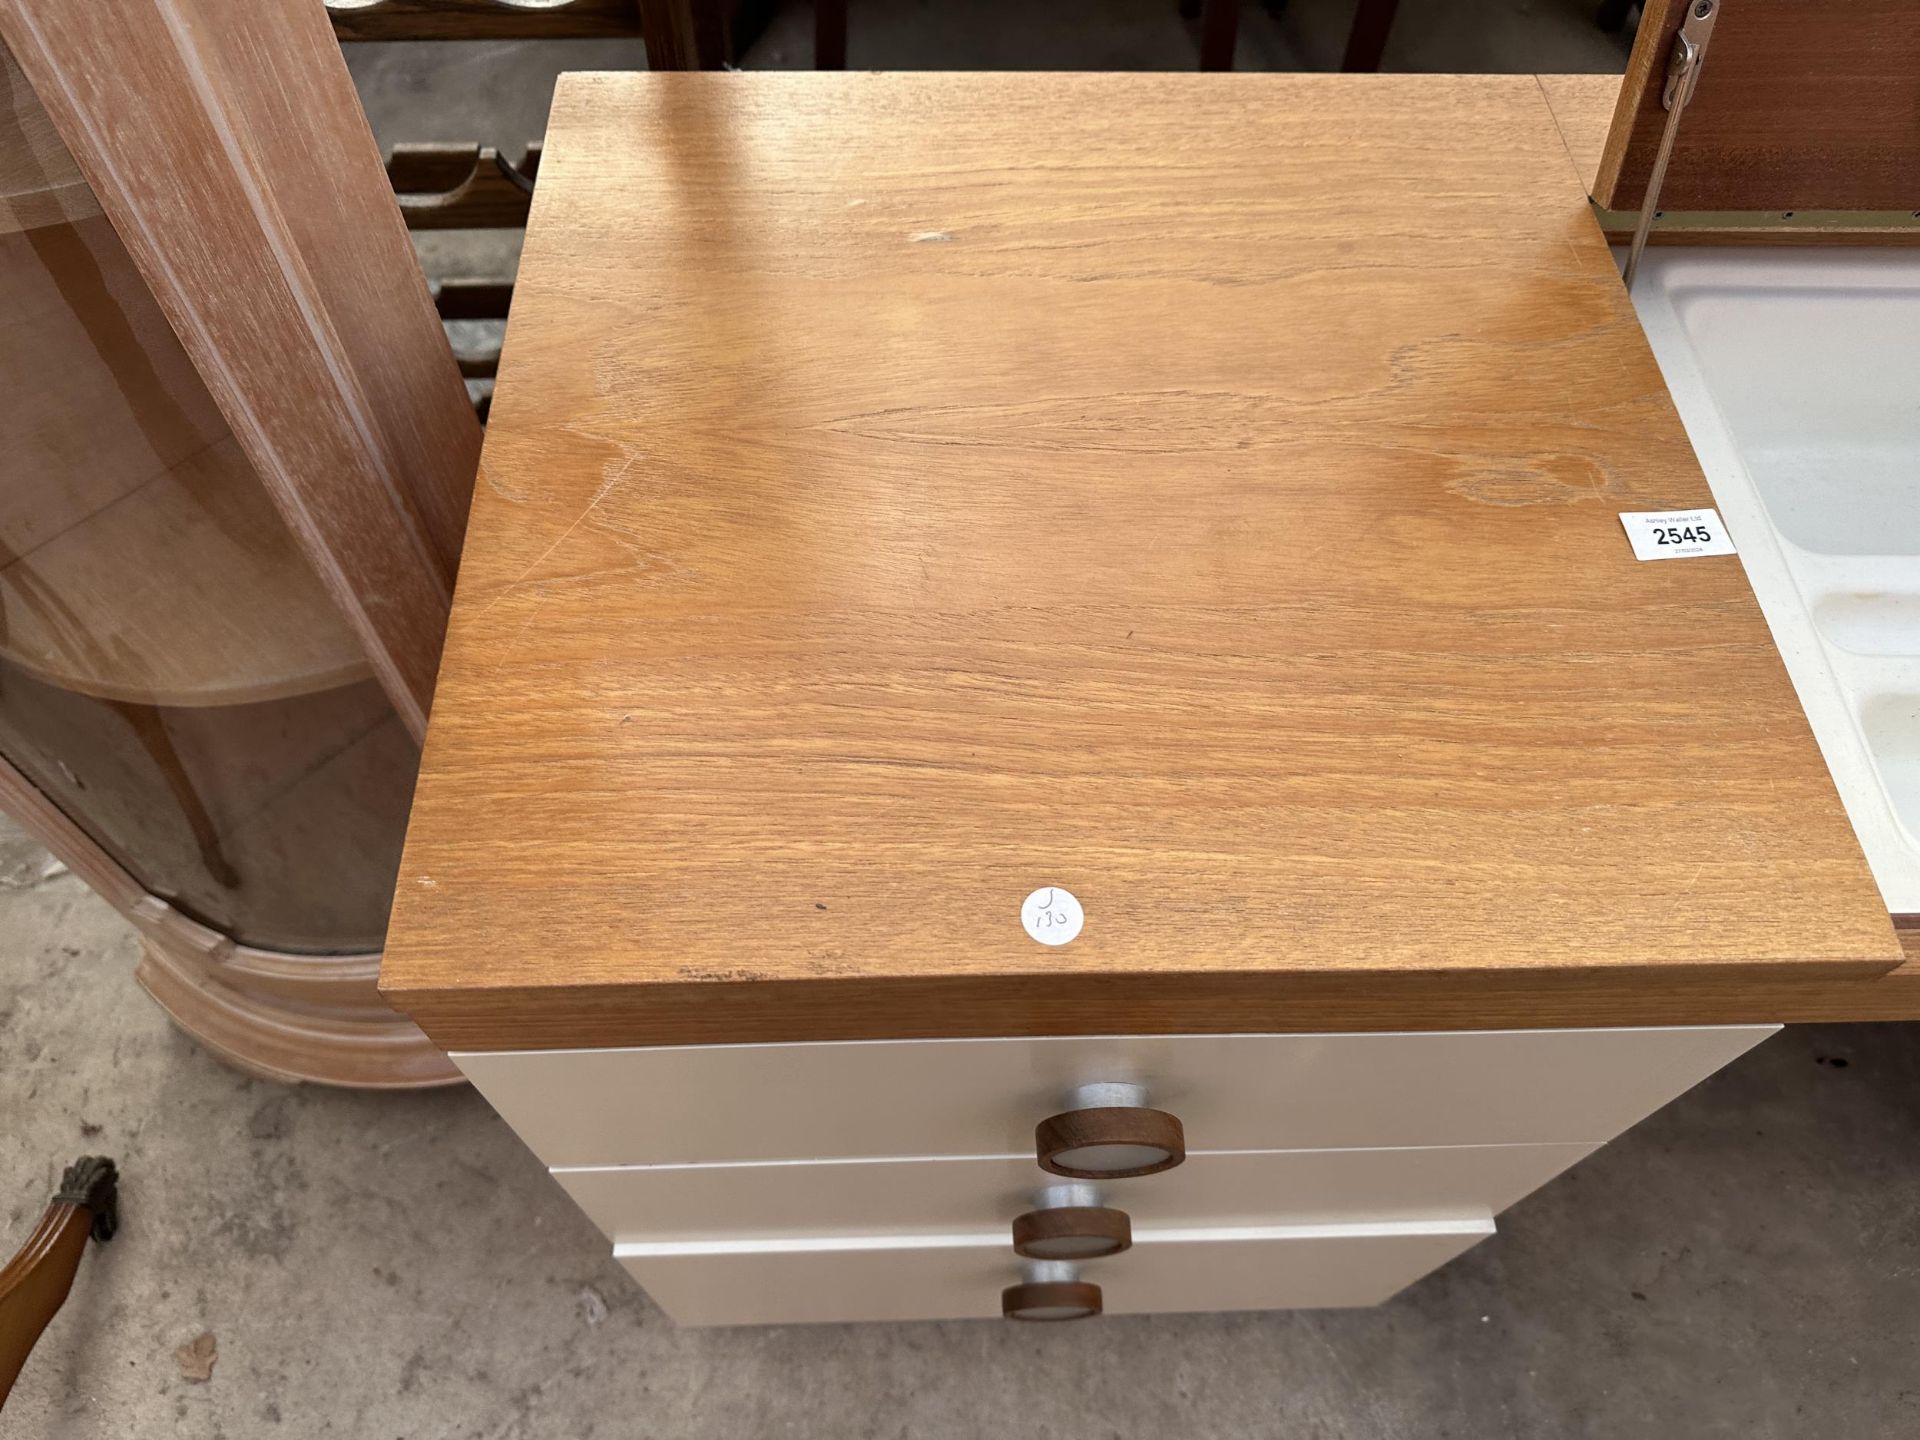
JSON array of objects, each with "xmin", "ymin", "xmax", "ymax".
[
  {"xmin": 378, "ymin": 73, "xmax": 1903, "ymax": 1327},
  {"xmin": 457, "ymin": 1026, "xmax": 1770, "ymax": 1325}
]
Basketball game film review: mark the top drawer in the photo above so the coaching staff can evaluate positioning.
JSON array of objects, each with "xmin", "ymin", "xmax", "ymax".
[{"xmin": 457, "ymin": 1026, "xmax": 1772, "ymax": 1169}]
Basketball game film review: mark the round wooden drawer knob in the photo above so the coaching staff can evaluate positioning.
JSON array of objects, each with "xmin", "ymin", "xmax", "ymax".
[
  {"xmin": 1012, "ymin": 1204, "xmax": 1132, "ymax": 1260},
  {"xmin": 1036, "ymin": 1084, "xmax": 1185, "ymax": 1179},
  {"xmin": 1002, "ymin": 1262, "xmax": 1103, "ymax": 1322}
]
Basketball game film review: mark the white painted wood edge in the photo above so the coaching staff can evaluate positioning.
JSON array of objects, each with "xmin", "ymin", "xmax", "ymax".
[
  {"xmin": 454, "ymin": 1022, "xmax": 1780, "ymax": 1064},
  {"xmin": 552, "ymin": 1139, "xmax": 1600, "ymax": 1178},
  {"xmin": 614, "ymin": 1214, "xmax": 1496, "ymax": 1260}
]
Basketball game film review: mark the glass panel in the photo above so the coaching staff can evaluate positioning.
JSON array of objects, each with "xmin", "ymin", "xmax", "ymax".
[{"xmin": 0, "ymin": 40, "xmax": 418, "ymax": 953}]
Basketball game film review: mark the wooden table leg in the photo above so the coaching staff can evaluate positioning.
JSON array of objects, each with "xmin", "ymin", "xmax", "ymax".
[
  {"xmin": 1199, "ymin": 0, "xmax": 1240, "ymax": 70},
  {"xmin": 638, "ymin": 0, "xmax": 730, "ymax": 69},
  {"xmin": 1595, "ymin": 0, "xmax": 1633, "ymax": 32},
  {"xmin": 104, "ymin": 699, "xmax": 240, "ymax": 891},
  {"xmin": 1341, "ymin": 0, "xmax": 1401, "ymax": 71},
  {"xmin": 0, "ymin": 1159, "xmax": 118, "ymax": 1410},
  {"xmin": 816, "ymin": 0, "xmax": 847, "ymax": 68}
]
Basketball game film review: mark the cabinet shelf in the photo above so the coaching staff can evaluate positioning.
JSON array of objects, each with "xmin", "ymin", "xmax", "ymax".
[
  {"xmin": 2, "ymin": 44, "xmax": 100, "ymax": 236},
  {"xmin": 0, "ymin": 436, "xmax": 373, "ymax": 706},
  {"xmin": 3, "ymin": 198, "xmax": 371, "ymax": 707}
]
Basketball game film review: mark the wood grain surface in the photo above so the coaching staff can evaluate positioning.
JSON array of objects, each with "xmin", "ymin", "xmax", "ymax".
[
  {"xmin": 1542, "ymin": 69, "xmax": 1920, "ymax": 248},
  {"xmin": 1537, "ymin": 72, "xmax": 1619, "ymax": 198},
  {"xmin": 0, "ymin": 41, "xmax": 93, "ymax": 233},
  {"xmin": 380, "ymin": 74, "xmax": 1900, "ymax": 1049},
  {"xmin": 1594, "ymin": 0, "xmax": 1920, "ymax": 213}
]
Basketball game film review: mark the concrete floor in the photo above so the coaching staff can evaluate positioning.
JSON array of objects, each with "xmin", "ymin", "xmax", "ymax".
[{"xmin": 10, "ymin": 3, "xmax": 1920, "ymax": 1436}]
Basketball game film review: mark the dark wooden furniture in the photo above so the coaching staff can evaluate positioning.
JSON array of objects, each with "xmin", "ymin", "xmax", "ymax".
[
  {"xmin": 0, "ymin": 1158, "xmax": 117, "ymax": 1410},
  {"xmin": 381, "ymin": 143, "xmax": 545, "ymax": 408},
  {"xmin": 334, "ymin": 1, "xmax": 826, "ymax": 407},
  {"xmin": 813, "ymin": 0, "xmax": 1245, "ymax": 73},
  {"xmin": 1596, "ymin": 0, "xmax": 1635, "ymax": 32},
  {"xmin": 1341, "ymin": 0, "xmax": 1402, "ymax": 71},
  {"xmin": 1596, "ymin": 0, "xmax": 1920, "ymax": 212},
  {"xmin": 1198, "ymin": 0, "xmax": 1242, "ymax": 71},
  {"xmin": 1189, "ymin": 0, "xmax": 1408, "ymax": 75},
  {"xmin": 327, "ymin": 0, "xmax": 722, "ymax": 67}
]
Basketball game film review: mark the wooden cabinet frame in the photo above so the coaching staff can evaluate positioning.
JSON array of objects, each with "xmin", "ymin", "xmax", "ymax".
[
  {"xmin": 1, "ymin": 0, "xmax": 480, "ymax": 1086},
  {"xmin": 1, "ymin": 0, "xmax": 480, "ymax": 739}
]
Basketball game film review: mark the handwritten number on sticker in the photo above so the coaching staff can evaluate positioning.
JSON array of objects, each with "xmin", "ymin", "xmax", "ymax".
[{"xmin": 1021, "ymin": 886, "xmax": 1084, "ymax": 946}]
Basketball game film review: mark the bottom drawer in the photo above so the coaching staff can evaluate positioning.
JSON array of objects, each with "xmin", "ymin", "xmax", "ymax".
[{"xmin": 616, "ymin": 1217, "xmax": 1495, "ymax": 1326}]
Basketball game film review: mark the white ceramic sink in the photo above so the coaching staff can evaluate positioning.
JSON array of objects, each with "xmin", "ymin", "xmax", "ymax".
[{"xmin": 1631, "ymin": 249, "xmax": 1920, "ymax": 912}]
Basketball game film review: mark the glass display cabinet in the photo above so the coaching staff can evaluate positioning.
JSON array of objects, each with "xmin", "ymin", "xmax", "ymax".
[{"xmin": 0, "ymin": 2, "xmax": 480, "ymax": 1086}]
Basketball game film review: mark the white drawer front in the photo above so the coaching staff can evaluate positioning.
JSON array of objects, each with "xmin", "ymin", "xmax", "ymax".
[
  {"xmin": 616, "ymin": 1217, "xmax": 1496, "ymax": 1326},
  {"xmin": 558, "ymin": 1141, "xmax": 1597, "ymax": 1244},
  {"xmin": 458, "ymin": 1026, "xmax": 1773, "ymax": 1168}
]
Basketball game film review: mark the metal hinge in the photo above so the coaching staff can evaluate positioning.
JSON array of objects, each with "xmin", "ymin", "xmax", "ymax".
[{"xmin": 1623, "ymin": 0, "xmax": 1723, "ymax": 289}]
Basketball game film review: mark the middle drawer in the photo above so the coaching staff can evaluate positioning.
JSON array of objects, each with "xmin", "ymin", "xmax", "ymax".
[{"xmin": 554, "ymin": 1141, "xmax": 1597, "ymax": 1244}]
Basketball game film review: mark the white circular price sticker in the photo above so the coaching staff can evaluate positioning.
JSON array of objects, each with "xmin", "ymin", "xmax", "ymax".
[{"xmin": 1021, "ymin": 887, "xmax": 1084, "ymax": 946}]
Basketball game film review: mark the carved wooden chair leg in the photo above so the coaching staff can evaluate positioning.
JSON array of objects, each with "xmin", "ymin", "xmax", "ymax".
[{"xmin": 0, "ymin": 1158, "xmax": 119, "ymax": 1410}]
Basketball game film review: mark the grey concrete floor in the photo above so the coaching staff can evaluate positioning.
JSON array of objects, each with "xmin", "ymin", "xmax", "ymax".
[
  {"xmin": 11, "ymin": 4, "xmax": 1920, "ymax": 1436},
  {"xmin": 6, "ymin": 806, "xmax": 1919, "ymax": 1437}
]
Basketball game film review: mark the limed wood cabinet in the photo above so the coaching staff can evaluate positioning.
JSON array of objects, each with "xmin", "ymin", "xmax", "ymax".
[
  {"xmin": 0, "ymin": 4, "xmax": 478, "ymax": 1086},
  {"xmin": 380, "ymin": 74, "xmax": 1913, "ymax": 1324}
]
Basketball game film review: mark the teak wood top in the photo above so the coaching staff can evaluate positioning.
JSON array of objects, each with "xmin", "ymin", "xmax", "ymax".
[
  {"xmin": 380, "ymin": 73, "xmax": 1902, "ymax": 1051},
  {"xmin": 1537, "ymin": 72, "xmax": 1618, "ymax": 198}
]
